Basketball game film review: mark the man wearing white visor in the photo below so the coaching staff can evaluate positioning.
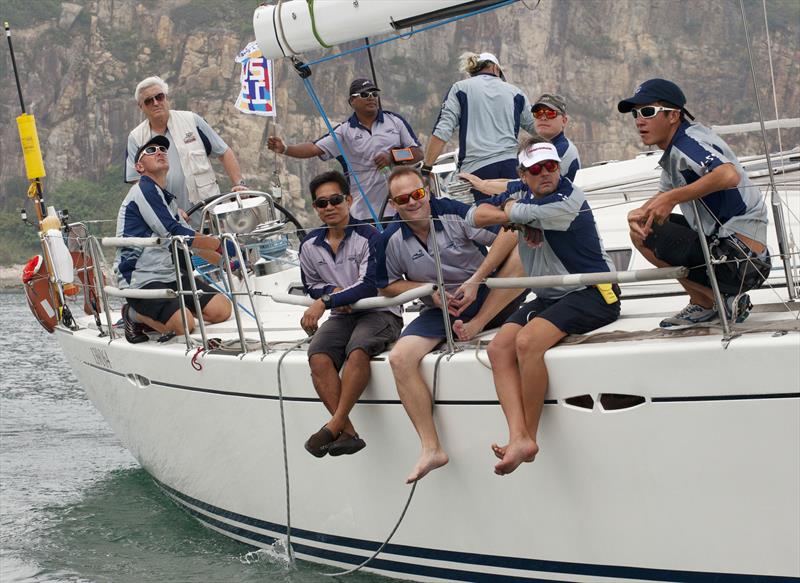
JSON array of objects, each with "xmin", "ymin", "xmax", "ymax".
[{"xmin": 466, "ymin": 140, "xmax": 620, "ymax": 476}]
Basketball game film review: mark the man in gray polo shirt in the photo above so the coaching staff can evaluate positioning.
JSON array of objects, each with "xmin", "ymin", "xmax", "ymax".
[
  {"xmin": 376, "ymin": 166, "xmax": 524, "ymax": 483},
  {"xmin": 299, "ymin": 170, "xmax": 403, "ymax": 458},
  {"xmin": 268, "ymin": 78, "xmax": 423, "ymax": 222}
]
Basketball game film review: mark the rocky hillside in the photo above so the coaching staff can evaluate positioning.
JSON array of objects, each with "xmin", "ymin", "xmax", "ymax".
[{"xmin": 1, "ymin": 0, "xmax": 798, "ymax": 263}]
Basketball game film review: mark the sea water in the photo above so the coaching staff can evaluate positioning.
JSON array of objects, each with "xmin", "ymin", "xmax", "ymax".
[{"xmin": 0, "ymin": 293, "xmax": 391, "ymax": 583}]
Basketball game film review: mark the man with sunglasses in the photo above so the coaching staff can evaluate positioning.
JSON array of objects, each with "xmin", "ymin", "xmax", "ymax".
[
  {"xmin": 459, "ymin": 93, "xmax": 581, "ymax": 196},
  {"xmin": 126, "ymin": 76, "xmax": 248, "ymax": 212},
  {"xmin": 115, "ymin": 135, "xmax": 232, "ymax": 343},
  {"xmin": 619, "ymin": 78, "xmax": 770, "ymax": 328},
  {"xmin": 376, "ymin": 166, "xmax": 524, "ymax": 483},
  {"xmin": 465, "ymin": 141, "xmax": 620, "ymax": 476},
  {"xmin": 267, "ymin": 78, "xmax": 422, "ymax": 221},
  {"xmin": 299, "ymin": 171, "xmax": 403, "ymax": 458}
]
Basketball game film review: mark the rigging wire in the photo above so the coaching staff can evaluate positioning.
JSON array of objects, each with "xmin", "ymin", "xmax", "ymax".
[
  {"xmin": 738, "ymin": 0, "xmax": 798, "ymax": 299},
  {"xmin": 297, "ymin": 71, "xmax": 383, "ymax": 227}
]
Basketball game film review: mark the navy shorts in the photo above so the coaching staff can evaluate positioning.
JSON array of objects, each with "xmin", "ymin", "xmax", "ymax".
[
  {"xmin": 643, "ymin": 214, "xmax": 770, "ymax": 294},
  {"xmin": 401, "ymin": 285, "xmax": 526, "ymax": 339},
  {"xmin": 470, "ymin": 158, "xmax": 519, "ymax": 202},
  {"xmin": 308, "ymin": 311, "xmax": 403, "ymax": 370},
  {"xmin": 506, "ymin": 286, "xmax": 621, "ymax": 335},
  {"xmin": 128, "ymin": 276, "xmax": 218, "ymax": 325}
]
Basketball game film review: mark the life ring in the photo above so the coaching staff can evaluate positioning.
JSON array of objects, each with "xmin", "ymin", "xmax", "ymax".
[{"xmin": 22, "ymin": 255, "xmax": 59, "ymax": 333}]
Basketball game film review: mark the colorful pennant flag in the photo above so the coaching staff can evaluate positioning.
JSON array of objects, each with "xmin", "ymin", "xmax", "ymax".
[{"xmin": 235, "ymin": 41, "xmax": 276, "ymax": 117}]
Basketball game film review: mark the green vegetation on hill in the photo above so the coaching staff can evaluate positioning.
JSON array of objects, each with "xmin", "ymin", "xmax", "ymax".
[
  {"xmin": 0, "ymin": 167, "xmax": 128, "ymax": 265},
  {"xmin": 2, "ymin": 0, "xmax": 63, "ymax": 28}
]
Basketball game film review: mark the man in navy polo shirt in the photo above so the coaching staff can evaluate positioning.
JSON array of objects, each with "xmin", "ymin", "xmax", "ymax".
[
  {"xmin": 458, "ymin": 93, "xmax": 581, "ymax": 196},
  {"xmin": 466, "ymin": 141, "xmax": 620, "ymax": 476},
  {"xmin": 268, "ymin": 78, "xmax": 423, "ymax": 221},
  {"xmin": 299, "ymin": 171, "xmax": 403, "ymax": 458},
  {"xmin": 619, "ymin": 79, "xmax": 770, "ymax": 328},
  {"xmin": 376, "ymin": 166, "xmax": 524, "ymax": 483},
  {"xmin": 115, "ymin": 135, "xmax": 232, "ymax": 343}
]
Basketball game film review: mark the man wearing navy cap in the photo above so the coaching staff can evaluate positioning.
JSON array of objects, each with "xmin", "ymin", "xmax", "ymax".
[
  {"xmin": 114, "ymin": 135, "xmax": 232, "ymax": 343},
  {"xmin": 619, "ymin": 78, "xmax": 770, "ymax": 328},
  {"xmin": 268, "ymin": 78, "xmax": 423, "ymax": 221}
]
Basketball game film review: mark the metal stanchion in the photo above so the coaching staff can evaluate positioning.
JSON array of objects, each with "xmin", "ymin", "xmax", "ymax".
[
  {"xmin": 428, "ymin": 216, "xmax": 456, "ymax": 355},
  {"xmin": 691, "ymin": 200, "xmax": 734, "ymax": 342}
]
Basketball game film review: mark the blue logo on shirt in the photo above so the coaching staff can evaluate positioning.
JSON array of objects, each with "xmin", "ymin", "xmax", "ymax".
[{"xmin": 411, "ymin": 250, "xmax": 425, "ymax": 261}]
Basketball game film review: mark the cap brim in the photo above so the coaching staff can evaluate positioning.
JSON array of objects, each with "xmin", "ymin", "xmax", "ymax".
[{"xmin": 617, "ymin": 96, "xmax": 650, "ymax": 113}]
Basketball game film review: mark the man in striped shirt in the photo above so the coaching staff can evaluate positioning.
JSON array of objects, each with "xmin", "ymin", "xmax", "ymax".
[{"xmin": 114, "ymin": 135, "xmax": 231, "ymax": 343}]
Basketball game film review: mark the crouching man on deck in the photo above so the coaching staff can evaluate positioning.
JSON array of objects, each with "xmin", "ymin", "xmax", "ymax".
[
  {"xmin": 299, "ymin": 171, "xmax": 404, "ymax": 458},
  {"xmin": 114, "ymin": 135, "xmax": 232, "ymax": 343},
  {"xmin": 466, "ymin": 141, "xmax": 620, "ymax": 475},
  {"xmin": 376, "ymin": 167, "xmax": 525, "ymax": 483},
  {"xmin": 619, "ymin": 79, "xmax": 770, "ymax": 328}
]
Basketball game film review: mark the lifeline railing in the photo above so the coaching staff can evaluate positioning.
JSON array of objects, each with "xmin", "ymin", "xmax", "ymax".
[{"xmin": 89, "ymin": 234, "xmax": 440, "ymax": 355}]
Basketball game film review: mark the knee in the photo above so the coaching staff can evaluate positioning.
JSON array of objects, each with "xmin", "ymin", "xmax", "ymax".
[
  {"xmin": 205, "ymin": 296, "xmax": 232, "ymax": 323},
  {"xmin": 515, "ymin": 332, "xmax": 546, "ymax": 361},
  {"xmin": 309, "ymin": 353, "xmax": 332, "ymax": 377},
  {"xmin": 487, "ymin": 335, "xmax": 515, "ymax": 366},
  {"xmin": 388, "ymin": 345, "xmax": 419, "ymax": 376}
]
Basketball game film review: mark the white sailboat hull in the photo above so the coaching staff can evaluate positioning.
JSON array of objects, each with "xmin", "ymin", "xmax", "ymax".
[{"xmin": 55, "ymin": 302, "xmax": 800, "ymax": 581}]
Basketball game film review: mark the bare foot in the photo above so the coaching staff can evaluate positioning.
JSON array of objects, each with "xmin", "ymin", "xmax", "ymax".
[
  {"xmin": 406, "ymin": 449, "xmax": 449, "ymax": 484},
  {"xmin": 494, "ymin": 438, "xmax": 538, "ymax": 476},
  {"xmin": 491, "ymin": 442, "xmax": 506, "ymax": 460},
  {"xmin": 453, "ymin": 319, "xmax": 483, "ymax": 341}
]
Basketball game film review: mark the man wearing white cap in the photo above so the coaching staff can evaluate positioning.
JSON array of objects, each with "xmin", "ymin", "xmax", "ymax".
[
  {"xmin": 466, "ymin": 140, "xmax": 620, "ymax": 476},
  {"xmin": 423, "ymin": 51, "xmax": 535, "ymax": 201}
]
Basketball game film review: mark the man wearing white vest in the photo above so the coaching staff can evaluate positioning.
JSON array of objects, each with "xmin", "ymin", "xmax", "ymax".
[{"xmin": 125, "ymin": 76, "xmax": 248, "ymax": 212}]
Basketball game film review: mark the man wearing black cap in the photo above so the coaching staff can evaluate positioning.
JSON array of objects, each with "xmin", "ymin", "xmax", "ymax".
[
  {"xmin": 114, "ymin": 135, "xmax": 232, "ymax": 343},
  {"xmin": 267, "ymin": 78, "xmax": 423, "ymax": 221},
  {"xmin": 619, "ymin": 78, "xmax": 770, "ymax": 328}
]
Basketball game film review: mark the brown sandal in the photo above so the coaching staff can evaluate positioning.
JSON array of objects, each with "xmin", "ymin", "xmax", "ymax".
[{"xmin": 304, "ymin": 426, "xmax": 339, "ymax": 458}]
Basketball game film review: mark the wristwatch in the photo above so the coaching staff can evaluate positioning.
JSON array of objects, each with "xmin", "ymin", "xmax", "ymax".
[
  {"xmin": 236, "ymin": 179, "xmax": 247, "ymax": 187},
  {"xmin": 321, "ymin": 293, "xmax": 333, "ymax": 309}
]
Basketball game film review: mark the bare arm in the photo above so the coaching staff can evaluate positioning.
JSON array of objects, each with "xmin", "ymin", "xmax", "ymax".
[
  {"xmin": 267, "ymin": 136, "xmax": 324, "ymax": 159},
  {"xmin": 450, "ymin": 229, "xmax": 518, "ymax": 315},
  {"xmin": 423, "ymin": 135, "xmax": 447, "ymax": 167},
  {"xmin": 379, "ymin": 279, "xmax": 426, "ymax": 297},
  {"xmin": 458, "ymin": 173, "xmax": 511, "ymax": 196},
  {"xmin": 219, "ymin": 148, "xmax": 246, "ymax": 192},
  {"xmin": 471, "ymin": 202, "xmax": 512, "ymax": 228},
  {"xmin": 638, "ymin": 163, "xmax": 741, "ymax": 234}
]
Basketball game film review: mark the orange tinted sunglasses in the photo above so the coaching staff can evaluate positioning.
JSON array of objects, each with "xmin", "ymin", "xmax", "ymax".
[{"xmin": 392, "ymin": 187, "xmax": 426, "ymax": 206}]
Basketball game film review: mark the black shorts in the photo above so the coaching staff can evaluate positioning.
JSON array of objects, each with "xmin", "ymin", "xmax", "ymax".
[
  {"xmin": 506, "ymin": 286, "xmax": 621, "ymax": 335},
  {"xmin": 128, "ymin": 276, "xmax": 218, "ymax": 325},
  {"xmin": 307, "ymin": 311, "xmax": 403, "ymax": 370},
  {"xmin": 643, "ymin": 214, "xmax": 771, "ymax": 294}
]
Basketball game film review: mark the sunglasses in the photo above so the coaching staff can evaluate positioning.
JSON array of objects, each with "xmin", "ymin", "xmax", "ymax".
[
  {"xmin": 391, "ymin": 187, "xmax": 426, "ymax": 206},
  {"xmin": 313, "ymin": 194, "xmax": 346, "ymax": 209},
  {"xmin": 631, "ymin": 105, "xmax": 679, "ymax": 119},
  {"xmin": 533, "ymin": 108, "xmax": 559, "ymax": 120},
  {"xmin": 524, "ymin": 160, "xmax": 559, "ymax": 176},
  {"xmin": 350, "ymin": 90, "xmax": 380, "ymax": 99},
  {"xmin": 137, "ymin": 145, "xmax": 167, "ymax": 162},
  {"xmin": 142, "ymin": 92, "xmax": 166, "ymax": 107}
]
